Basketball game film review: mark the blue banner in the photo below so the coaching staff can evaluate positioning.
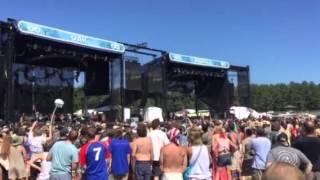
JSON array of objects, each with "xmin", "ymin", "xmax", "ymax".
[
  {"xmin": 16, "ymin": 20, "xmax": 125, "ymax": 54},
  {"xmin": 169, "ymin": 53, "xmax": 230, "ymax": 69}
]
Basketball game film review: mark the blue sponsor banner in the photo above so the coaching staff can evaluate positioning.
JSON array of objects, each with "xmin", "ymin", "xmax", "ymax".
[
  {"xmin": 169, "ymin": 53, "xmax": 230, "ymax": 69},
  {"xmin": 16, "ymin": 20, "xmax": 125, "ymax": 54}
]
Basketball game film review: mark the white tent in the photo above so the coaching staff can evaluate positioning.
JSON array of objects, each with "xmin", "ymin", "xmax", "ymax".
[
  {"xmin": 230, "ymin": 106, "xmax": 260, "ymax": 120},
  {"xmin": 73, "ymin": 109, "xmax": 97, "ymax": 117},
  {"xmin": 144, "ymin": 107, "xmax": 164, "ymax": 122}
]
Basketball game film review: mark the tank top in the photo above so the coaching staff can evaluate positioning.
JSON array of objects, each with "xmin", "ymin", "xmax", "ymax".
[
  {"xmin": 217, "ymin": 138, "xmax": 230, "ymax": 154},
  {"xmin": 189, "ymin": 145, "xmax": 212, "ymax": 180}
]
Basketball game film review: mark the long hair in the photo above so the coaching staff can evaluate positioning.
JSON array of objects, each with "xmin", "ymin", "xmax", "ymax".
[
  {"xmin": 216, "ymin": 127, "xmax": 227, "ymax": 138},
  {"xmin": 0, "ymin": 135, "xmax": 12, "ymax": 160},
  {"xmin": 189, "ymin": 126, "xmax": 203, "ymax": 146}
]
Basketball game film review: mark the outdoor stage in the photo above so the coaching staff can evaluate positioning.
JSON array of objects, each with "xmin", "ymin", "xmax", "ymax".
[{"xmin": 0, "ymin": 19, "xmax": 250, "ymax": 121}]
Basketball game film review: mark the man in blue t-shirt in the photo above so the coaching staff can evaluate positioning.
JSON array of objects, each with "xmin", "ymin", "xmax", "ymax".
[
  {"xmin": 80, "ymin": 127, "xmax": 110, "ymax": 180},
  {"xmin": 250, "ymin": 127, "xmax": 271, "ymax": 180},
  {"xmin": 109, "ymin": 129, "xmax": 132, "ymax": 180},
  {"xmin": 47, "ymin": 128, "xmax": 79, "ymax": 180}
]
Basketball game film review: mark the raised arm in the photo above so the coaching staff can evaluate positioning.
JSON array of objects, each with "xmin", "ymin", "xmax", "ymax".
[
  {"xmin": 31, "ymin": 120, "xmax": 37, "ymax": 130},
  {"xmin": 47, "ymin": 123, "xmax": 53, "ymax": 142},
  {"xmin": 29, "ymin": 121, "xmax": 37, "ymax": 137},
  {"xmin": 187, "ymin": 118, "xmax": 193, "ymax": 127}
]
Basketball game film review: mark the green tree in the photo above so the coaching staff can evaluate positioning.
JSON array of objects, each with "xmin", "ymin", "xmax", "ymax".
[{"xmin": 251, "ymin": 81, "xmax": 320, "ymax": 111}]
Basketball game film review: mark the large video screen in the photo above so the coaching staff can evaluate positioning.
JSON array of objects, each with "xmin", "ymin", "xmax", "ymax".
[{"xmin": 13, "ymin": 64, "xmax": 74, "ymax": 114}]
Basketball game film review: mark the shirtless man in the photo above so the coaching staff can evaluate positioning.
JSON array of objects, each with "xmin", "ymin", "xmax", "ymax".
[
  {"xmin": 160, "ymin": 128, "xmax": 187, "ymax": 180},
  {"xmin": 131, "ymin": 123, "xmax": 153, "ymax": 180}
]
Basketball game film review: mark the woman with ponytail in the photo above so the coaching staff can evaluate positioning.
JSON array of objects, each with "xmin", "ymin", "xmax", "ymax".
[
  {"xmin": 186, "ymin": 126, "xmax": 212, "ymax": 180},
  {"xmin": 213, "ymin": 127, "xmax": 238, "ymax": 180}
]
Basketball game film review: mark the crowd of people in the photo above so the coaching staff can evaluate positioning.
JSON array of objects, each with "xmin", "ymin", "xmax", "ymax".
[{"xmin": 0, "ymin": 113, "xmax": 319, "ymax": 180}]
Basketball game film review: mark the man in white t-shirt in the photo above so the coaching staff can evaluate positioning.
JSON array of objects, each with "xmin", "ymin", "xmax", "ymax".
[{"xmin": 148, "ymin": 119, "xmax": 169, "ymax": 180}]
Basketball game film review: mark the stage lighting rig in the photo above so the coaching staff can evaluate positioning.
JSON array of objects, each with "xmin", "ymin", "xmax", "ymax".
[{"xmin": 75, "ymin": 70, "xmax": 81, "ymax": 82}]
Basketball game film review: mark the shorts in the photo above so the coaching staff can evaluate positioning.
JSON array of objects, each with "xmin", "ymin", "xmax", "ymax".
[
  {"xmin": 162, "ymin": 172, "xmax": 183, "ymax": 180},
  {"xmin": 251, "ymin": 169, "xmax": 265, "ymax": 180},
  {"xmin": 241, "ymin": 159, "xmax": 254, "ymax": 176},
  {"xmin": 217, "ymin": 154, "xmax": 232, "ymax": 167},
  {"xmin": 135, "ymin": 161, "xmax": 152, "ymax": 180},
  {"xmin": 109, "ymin": 174, "xmax": 128, "ymax": 180},
  {"xmin": 152, "ymin": 161, "xmax": 162, "ymax": 177},
  {"xmin": 49, "ymin": 173, "xmax": 71, "ymax": 180},
  {"xmin": 231, "ymin": 171, "xmax": 240, "ymax": 178},
  {"xmin": 229, "ymin": 151, "xmax": 242, "ymax": 171}
]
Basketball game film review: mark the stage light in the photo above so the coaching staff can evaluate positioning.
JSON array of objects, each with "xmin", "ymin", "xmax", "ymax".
[
  {"xmin": 33, "ymin": 44, "xmax": 38, "ymax": 50},
  {"xmin": 46, "ymin": 46, "xmax": 52, "ymax": 52},
  {"xmin": 61, "ymin": 49, "xmax": 66, "ymax": 55},
  {"xmin": 75, "ymin": 70, "xmax": 81, "ymax": 82}
]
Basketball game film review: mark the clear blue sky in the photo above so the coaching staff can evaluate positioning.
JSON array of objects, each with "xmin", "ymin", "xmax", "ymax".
[{"xmin": 1, "ymin": 0, "xmax": 320, "ymax": 84}]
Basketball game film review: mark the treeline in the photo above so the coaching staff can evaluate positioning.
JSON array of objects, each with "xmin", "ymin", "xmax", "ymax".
[
  {"xmin": 73, "ymin": 87, "xmax": 108, "ymax": 111},
  {"xmin": 251, "ymin": 81, "xmax": 320, "ymax": 111},
  {"xmin": 73, "ymin": 81, "xmax": 320, "ymax": 112}
]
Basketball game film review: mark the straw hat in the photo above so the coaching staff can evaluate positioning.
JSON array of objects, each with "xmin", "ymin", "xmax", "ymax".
[{"xmin": 12, "ymin": 135, "xmax": 23, "ymax": 147}]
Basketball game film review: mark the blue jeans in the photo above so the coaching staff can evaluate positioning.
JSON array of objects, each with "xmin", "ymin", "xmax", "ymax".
[
  {"xmin": 49, "ymin": 172, "xmax": 71, "ymax": 180},
  {"xmin": 135, "ymin": 161, "xmax": 152, "ymax": 180}
]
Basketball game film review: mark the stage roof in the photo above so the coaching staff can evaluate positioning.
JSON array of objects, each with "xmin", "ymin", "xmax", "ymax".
[
  {"xmin": 14, "ymin": 20, "xmax": 125, "ymax": 54},
  {"xmin": 168, "ymin": 53, "xmax": 230, "ymax": 69}
]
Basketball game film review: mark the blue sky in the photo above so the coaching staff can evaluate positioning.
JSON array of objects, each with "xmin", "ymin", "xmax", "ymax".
[{"xmin": 1, "ymin": 0, "xmax": 320, "ymax": 84}]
